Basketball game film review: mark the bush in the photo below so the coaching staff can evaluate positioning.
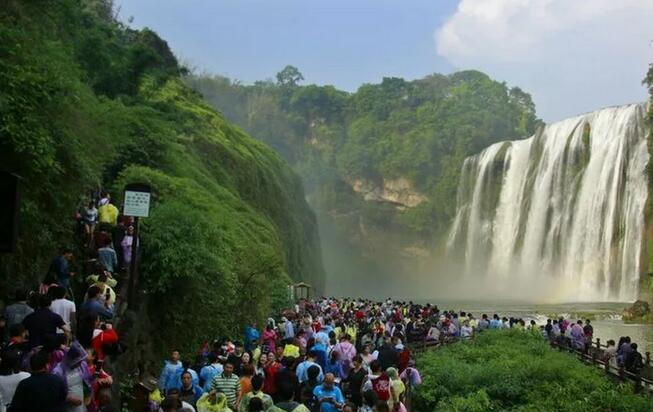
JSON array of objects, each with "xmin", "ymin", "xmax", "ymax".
[{"xmin": 414, "ymin": 330, "xmax": 651, "ymax": 411}]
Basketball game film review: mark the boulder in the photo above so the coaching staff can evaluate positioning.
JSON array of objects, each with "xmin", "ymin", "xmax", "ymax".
[{"xmin": 622, "ymin": 300, "xmax": 651, "ymax": 321}]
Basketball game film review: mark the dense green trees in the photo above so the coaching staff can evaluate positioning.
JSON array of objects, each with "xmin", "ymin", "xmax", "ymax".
[
  {"xmin": 0, "ymin": 0, "xmax": 323, "ymax": 359},
  {"xmin": 187, "ymin": 67, "xmax": 542, "ymax": 282}
]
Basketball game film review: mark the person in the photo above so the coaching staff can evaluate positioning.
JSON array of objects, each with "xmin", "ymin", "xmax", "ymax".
[
  {"xmin": 282, "ymin": 339, "xmax": 300, "ymax": 360},
  {"xmin": 570, "ymin": 320, "xmax": 585, "ymax": 351},
  {"xmin": 159, "ymin": 350, "xmax": 184, "ymax": 394},
  {"xmin": 332, "ymin": 335, "xmax": 356, "ymax": 375},
  {"xmin": 0, "ymin": 350, "xmax": 30, "ymax": 412},
  {"xmin": 180, "ymin": 370, "xmax": 204, "ymax": 408},
  {"xmin": 162, "ymin": 388, "xmax": 196, "ymax": 412},
  {"xmin": 254, "ymin": 353, "xmax": 267, "ymax": 377},
  {"xmin": 2, "ymin": 325, "xmax": 29, "ymax": 356},
  {"xmin": 295, "ymin": 365, "xmax": 316, "ymax": 410},
  {"xmin": 617, "ymin": 336, "xmax": 632, "ymax": 366},
  {"xmin": 603, "ymin": 339, "xmax": 618, "ymax": 371},
  {"xmin": 80, "ymin": 286, "xmax": 114, "ymax": 321},
  {"xmin": 97, "ymin": 238, "xmax": 118, "ymax": 274},
  {"xmin": 39, "ymin": 272, "xmax": 59, "ymax": 296},
  {"xmin": 4, "ymin": 291, "xmax": 33, "ymax": 329},
  {"xmin": 159, "ymin": 395, "xmax": 182, "ymax": 412},
  {"xmin": 262, "ymin": 352, "xmax": 281, "ymax": 396},
  {"xmin": 399, "ymin": 363, "xmax": 421, "ymax": 389},
  {"xmin": 359, "ymin": 390, "xmax": 378, "ymax": 412},
  {"xmin": 226, "ymin": 342, "xmax": 245, "ymax": 376},
  {"xmin": 83, "ymin": 201, "xmax": 98, "ymax": 246},
  {"xmin": 76, "ymin": 311, "xmax": 119, "ymax": 362},
  {"xmin": 324, "ymin": 351, "xmax": 345, "ymax": 381},
  {"xmin": 296, "ymin": 350, "xmax": 323, "ymax": 384},
  {"xmin": 385, "ymin": 368, "xmax": 405, "ymax": 412},
  {"xmin": 363, "ymin": 361, "xmax": 390, "ymax": 403},
  {"xmin": 268, "ymin": 380, "xmax": 310, "ymax": 412},
  {"xmin": 625, "ymin": 343, "xmax": 644, "ymax": 374},
  {"xmin": 98, "ymin": 199, "xmax": 119, "ymax": 228},
  {"xmin": 48, "ymin": 248, "xmax": 75, "ymax": 296},
  {"xmin": 238, "ymin": 374, "xmax": 272, "ymax": 412},
  {"xmin": 52, "ymin": 341, "xmax": 92, "ymax": 412},
  {"xmin": 542, "ymin": 319, "xmax": 552, "ymax": 339},
  {"xmin": 121, "ymin": 225, "xmax": 136, "ymax": 269},
  {"xmin": 86, "ymin": 264, "xmax": 118, "ymax": 289},
  {"xmin": 89, "ymin": 272, "xmax": 117, "ymax": 307},
  {"xmin": 210, "ymin": 361, "xmax": 241, "ymax": 410},
  {"xmin": 246, "ymin": 397, "xmax": 264, "ymax": 412},
  {"xmin": 200, "ymin": 353, "xmax": 223, "ymax": 392},
  {"xmin": 49, "ymin": 286, "xmax": 76, "ymax": 335},
  {"xmin": 87, "ymin": 348, "xmax": 113, "ymax": 410},
  {"xmin": 245, "ymin": 323, "xmax": 260, "ymax": 352},
  {"xmin": 283, "ymin": 317, "xmax": 295, "ymax": 340},
  {"xmin": 8, "ymin": 350, "xmax": 67, "ymax": 411},
  {"xmin": 489, "ymin": 314, "xmax": 501, "ymax": 329},
  {"xmin": 196, "ymin": 390, "xmax": 233, "ymax": 412},
  {"xmin": 97, "ymin": 192, "xmax": 110, "ymax": 207},
  {"xmin": 583, "ymin": 319, "xmax": 593, "ymax": 348},
  {"xmin": 360, "ymin": 344, "xmax": 376, "ymax": 368},
  {"xmin": 262, "ymin": 324, "xmax": 277, "ymax": 355},
  {"xmin": 239, "ymin": 364, "xmax": 255, "ymax": 396},
  {"xmin": 343, "ymin": 355, "xmax": 366, "ymax": 407},
  {"xmin": 22, "ymin": 294, "xmax": 68, "ymax": 348},
  {"xmin": 313, "ymin": 373, "xmax": 345, "ymax": 412},
  {"xmin": 425, "ymin": 322, "xmax": 440, "ymax": 342},
  {"xmin": 460, "ymin": 321, "xmax": 473, "ymax": 339},
  {"xmin": 376, "ymin": 339, "xmax": 398, "ymax": 371}
]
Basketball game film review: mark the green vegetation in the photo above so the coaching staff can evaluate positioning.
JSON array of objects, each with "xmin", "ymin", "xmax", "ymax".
[
  {"xmin": 0, "ymin": 0, "xmax": 323, "ymax": 359},
  {"xmin": 187, "ymin": 67, "xmax": 542, "ymax": 277},
  {"xmin": 414, "ymin": 330, "xmax": 650, "ymax": 411}
]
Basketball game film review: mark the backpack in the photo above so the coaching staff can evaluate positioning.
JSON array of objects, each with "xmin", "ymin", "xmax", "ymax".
[{"xmin": 371, "ymin": 374, "xmax": 391, "ymax": 401}]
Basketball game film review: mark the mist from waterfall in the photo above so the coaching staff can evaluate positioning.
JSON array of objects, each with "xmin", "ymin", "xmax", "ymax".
[{"xmin": 447, "ymin": 104, "xmax": 649, "ymax": 302}]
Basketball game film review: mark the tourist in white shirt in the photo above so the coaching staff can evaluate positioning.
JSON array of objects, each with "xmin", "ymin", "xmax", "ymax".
[
  {"xmin": 49, "ymin": 285, "xmax": 76, "ymax": 334},
  {"xmin": 0, "ymin": 350, "xmax": 30, "ymax": 412}
]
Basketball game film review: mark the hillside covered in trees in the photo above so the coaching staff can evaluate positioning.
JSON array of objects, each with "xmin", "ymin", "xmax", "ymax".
[
  {"xmin": 187, "ymin": 68, "xmax": 542, "ymax": 293},
  {"xmin": 0, "ymin": 0, "xmax": 324, "ymax": 359}
]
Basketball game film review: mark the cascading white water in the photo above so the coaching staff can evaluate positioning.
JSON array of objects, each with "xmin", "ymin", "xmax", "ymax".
[{"xmin": 447, "ymin": 103, "xmax": 649, "ymax": 302}]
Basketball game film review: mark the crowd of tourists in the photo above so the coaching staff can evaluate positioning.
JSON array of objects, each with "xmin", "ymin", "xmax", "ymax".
[
  {"xmin": 147, "ymin": 298, "xmax": 650, "ymax": 412},
  {"xmin": 0, "ymin": 189, "xmax": 649, "ymax": 411},
  {"xmin": 0, "ymin": 191, "xmax": 132, "ymax": 411}
]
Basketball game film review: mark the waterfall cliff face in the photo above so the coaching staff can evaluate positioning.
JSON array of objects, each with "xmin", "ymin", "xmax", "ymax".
[{"xmin": 447, "ymin": 104, "xmax": 649, "ymax": 302}]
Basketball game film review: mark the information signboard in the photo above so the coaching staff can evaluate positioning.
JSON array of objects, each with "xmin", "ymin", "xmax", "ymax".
[{"xmin": 123, "ymin": 190, "xmax": 151, "ymax": 217}]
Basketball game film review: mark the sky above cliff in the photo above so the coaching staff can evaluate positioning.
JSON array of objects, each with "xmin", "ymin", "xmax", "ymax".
[{"xmin": 118, "ymin": 0, "xmax": 653, "ymax": 122}]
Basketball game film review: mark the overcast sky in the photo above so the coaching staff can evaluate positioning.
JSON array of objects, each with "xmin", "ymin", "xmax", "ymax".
[{"xmin": 118, "ymin": 0, "xmax": 653, "ymax": 122}]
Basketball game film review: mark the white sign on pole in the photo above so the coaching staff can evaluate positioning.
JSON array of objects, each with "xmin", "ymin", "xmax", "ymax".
[{"xmin": 123, "ymin": 191, "xmax": 151, "ymax": 217}]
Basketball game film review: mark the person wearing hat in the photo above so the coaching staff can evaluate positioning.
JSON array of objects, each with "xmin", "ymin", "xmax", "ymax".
[{"xmin": 53, "ymin": 341, "xmax": 94, "ymax": 412}]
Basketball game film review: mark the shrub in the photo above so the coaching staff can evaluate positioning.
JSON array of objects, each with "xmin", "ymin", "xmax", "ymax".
[{"xmin": 414, "ymin": 330, "xmax": 651, "ymax": 411}]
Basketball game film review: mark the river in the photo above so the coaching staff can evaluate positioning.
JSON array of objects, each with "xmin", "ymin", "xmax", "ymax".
[{"xmin": 425, "ymin": 300, "xmax": 653, "ymax": 354}]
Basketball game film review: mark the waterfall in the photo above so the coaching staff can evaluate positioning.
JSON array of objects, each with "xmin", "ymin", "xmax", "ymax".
[{"xmin": 447, "ymin": 103, "xmax": 649, "ymax": 302}]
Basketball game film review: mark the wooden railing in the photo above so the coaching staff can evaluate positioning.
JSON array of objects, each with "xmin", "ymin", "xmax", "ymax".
[{"xmin": 549, "ymin": 337, "xmax": 653, "ymax": 392}]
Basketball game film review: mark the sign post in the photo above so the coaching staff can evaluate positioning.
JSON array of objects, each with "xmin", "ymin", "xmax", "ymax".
[{"xmin": 123, "ymin": 183, "xmax": 151, "ymax": 309}]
